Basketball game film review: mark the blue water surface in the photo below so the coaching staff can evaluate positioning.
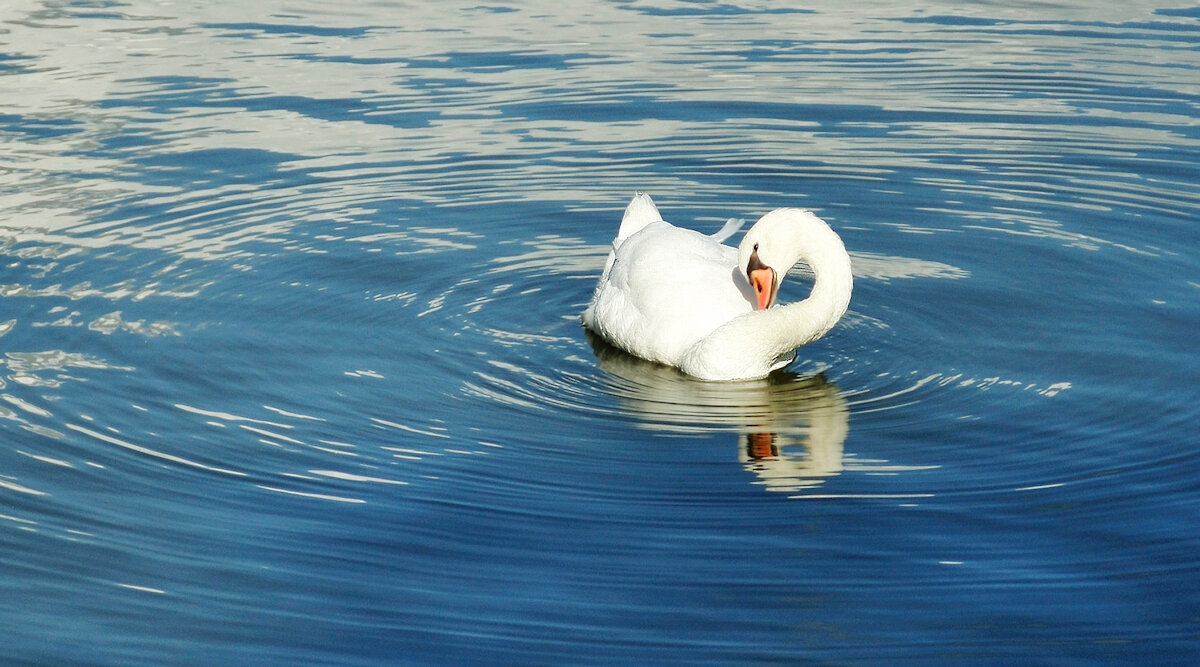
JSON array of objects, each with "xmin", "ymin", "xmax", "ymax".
[{"xmin": 1, "ymin": 1, "xmax": 1198, "ymax": 664}]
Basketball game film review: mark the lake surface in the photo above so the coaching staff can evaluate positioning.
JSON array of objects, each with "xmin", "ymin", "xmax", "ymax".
[{"xmin": 2, "ymin": 1, "xmax": 1198, "ymax": 664}]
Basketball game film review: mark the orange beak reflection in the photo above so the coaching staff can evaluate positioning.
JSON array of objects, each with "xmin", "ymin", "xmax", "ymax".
[{"xmin": 746, "ymin": 249, "xmax": 777, "ymax": 310}]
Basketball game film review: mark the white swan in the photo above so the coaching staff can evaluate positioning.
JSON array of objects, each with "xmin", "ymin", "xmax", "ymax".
[{"xmin": 582, "ymin": 193, "xmax": 853, "ymax": 381}]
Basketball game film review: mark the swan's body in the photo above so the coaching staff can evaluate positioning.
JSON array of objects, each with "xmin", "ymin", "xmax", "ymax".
[{"xmin": 582, "ymin": 193, "xmax": 853, "ymax": 381}]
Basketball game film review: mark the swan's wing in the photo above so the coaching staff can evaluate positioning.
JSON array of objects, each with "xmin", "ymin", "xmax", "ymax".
[
  {"xmin": 709, "ymin": 217, "xmax": 746, "ymax": 245},
  {"xmin": 615, "ymin": 192, "xmax": 663, "ymax": 244},
  {"xmin": 602, "ymin": 192, "xmax": 667, "ymax": 275}
]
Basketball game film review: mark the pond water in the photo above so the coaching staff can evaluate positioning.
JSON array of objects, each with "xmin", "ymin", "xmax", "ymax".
[{"xmin": 2, "ymin": 1, "xmax": 1198, "ymax": 664}]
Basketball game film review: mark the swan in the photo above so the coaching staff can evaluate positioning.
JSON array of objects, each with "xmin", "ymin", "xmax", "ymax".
[{"xmin": 582, "ymin": 193, "xmax": 853, "ymax": 381}]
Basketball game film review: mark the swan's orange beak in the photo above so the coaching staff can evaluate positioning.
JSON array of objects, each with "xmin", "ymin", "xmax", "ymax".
[{"xmin": 746, "ymin": 249, "xmax": 777, "ymax": 310}]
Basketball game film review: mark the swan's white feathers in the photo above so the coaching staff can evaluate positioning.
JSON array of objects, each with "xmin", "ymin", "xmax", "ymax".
[
  {"xmin": 602, "ymin": 192, "xmax": 664, "ymax": 276},
  {"xmin": 709, "ymin": 217, "xmax": 746, "ymax": 244},
  {"xmin": 615, "ymin": 191, "xmax": 663, "ymax": 244}
]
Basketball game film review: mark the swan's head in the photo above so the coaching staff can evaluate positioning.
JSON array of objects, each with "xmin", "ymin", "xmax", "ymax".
[{"xmin": 738, "ymin": 208, "xmax": 838, "ymax": 311}]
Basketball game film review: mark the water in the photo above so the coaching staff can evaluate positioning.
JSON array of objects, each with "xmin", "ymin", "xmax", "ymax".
[{"xmin": 2, "ymin": 1, "xmax": 1198, "ymax": 663}]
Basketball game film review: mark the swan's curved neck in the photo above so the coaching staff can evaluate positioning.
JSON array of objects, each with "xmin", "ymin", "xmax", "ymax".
[
  {"xmin": 764, "ymin": 236, "xmax": 853, "ymax": 356},
  {"xmin": 680, "ymin": 220, "xmax": 853, "ymax": 381}
]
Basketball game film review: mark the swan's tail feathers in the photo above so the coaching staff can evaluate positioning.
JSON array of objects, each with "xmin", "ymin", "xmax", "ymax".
[
  {"xmin": 709, "ymin": 217, "xmax": 746, "ymax": 244},
  {"xmin": 615, "ymin": 192, "xmax": 663, "ymax": 243}
]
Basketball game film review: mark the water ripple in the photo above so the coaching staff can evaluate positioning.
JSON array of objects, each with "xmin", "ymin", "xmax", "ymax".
[{"xmin": 1, "ymin": 2, "xmax": 1197, "ymax": 663}]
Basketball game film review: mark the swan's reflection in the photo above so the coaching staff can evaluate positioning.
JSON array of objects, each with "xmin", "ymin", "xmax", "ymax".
[{"xmin": 587, "ymin": 332, "xmax": 848, "ymax": 494}]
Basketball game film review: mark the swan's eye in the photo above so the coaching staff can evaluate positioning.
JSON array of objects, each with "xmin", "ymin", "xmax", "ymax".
[{"xmin": 753, "ymin": 243, "xmax": 759, "ymax": 251}]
